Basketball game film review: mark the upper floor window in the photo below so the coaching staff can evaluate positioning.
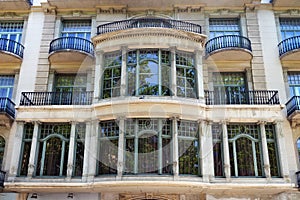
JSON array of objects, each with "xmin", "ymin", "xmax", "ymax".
[
  {"xmin": 54, "ymin": 74, "xmax": 87, "ymax": 93},
  {"xmin": 0, "ymin": 21, "xmax": 23, "ymax": 42},
  {"xmin": 288, "ymin": 72, "xmax": 300, "ymax": 96},
  {"xmin": 61, "ymin": 20, "xmax": 91, "ymax": 40},
  {"xmin": 0, "ymin": 75, "xmax": 14, "ymax": 99},
  {"xmin": 0, "ymin": 136, "xmax": 5, "ymax": 170},
  {"xmin": 279, "ymin": 18, "xmax": 300, "ymax": 40},
  {"xmin": 209, "ymin": 19, "xmax": 240, "ymax": 38}
]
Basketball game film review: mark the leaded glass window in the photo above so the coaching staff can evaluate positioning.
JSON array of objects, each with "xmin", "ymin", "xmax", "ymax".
[
  {"xmin": 102, "ymin": 51, "xmax": 122, "ymax": 99},
  {"xmin": 127, "ymin": 50, "xmax": 171, "ymax": 96},
  {"xmin": 288, "ymin": 72, "xmax": 300, "ymax": 97},
  {"xmin": 98, "ymin": 120, "xmax": 119, "ymax": 175},
  {"xmin": 36, "ymin": 124, "xmax": 71, "ymax": 177},
  {"xmin": 209, "ymin": 19, "xmax": 240, "ymax": 38},
  {"xmin": 0, "ymin": 136, "xmax": 5, "ymax": 170},
  {"xmin": 124, "ymin": 119, "xmax": 172, "ymax": 174},
  {"xmin": 176, "ymin": 52, "xmax": 196, "ymax": 98},
  {"xmin": 61, "ymin": 20, "xmax": 91, "ymax": 40},
  {"xmin": 228, "ymin": 124, "xmax": 263, "ymax": 177},
  {"xmin": 0, "ymin": 75, "xmax": 14, "ymax": 98},
  {"xmin": 279, "ymin": 18, "xmax": 300, "ymax": 40},
  {"xmin": 19, "ymin": 123, "xmax": 34, "ymax": 176},
  {"xmin": 265, "ymin": 124, "xmax": 280, "ymax": 177},
  {"xmin": 213, "ymin": 72, "xmax": 247, "ymax": 104},
  {"xmin": 212, "ymin": 123, "xmax": 223, "ymax": 177},
  {"xmin": 178, "ymin": 120, "xmax": 199, "ymax": 175},
  {"xmin": 73, "ymin": 123, "xmax": 85, "ymax": 176}
]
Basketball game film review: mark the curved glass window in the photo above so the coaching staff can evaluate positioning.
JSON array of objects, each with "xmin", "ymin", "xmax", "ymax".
[
  {"xmin": 0, "ymin": 136, "xmax": 5, "ymax": 169},
  {"xmin": 128, "ymin": 50, "xmax": 171, "ymax": 96}
]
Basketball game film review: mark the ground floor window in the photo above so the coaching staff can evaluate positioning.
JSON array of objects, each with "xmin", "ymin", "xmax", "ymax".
[
  {"xmin": 0, "ymin": 136, "xmax": 5, "ymax": 170},
  {"xmin": 19, "ymin": 123, "xmax": 34, "ymax": 176}
]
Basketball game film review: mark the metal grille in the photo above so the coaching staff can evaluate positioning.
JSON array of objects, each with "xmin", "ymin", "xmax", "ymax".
[
  {"xmin": 40, "ymin": 123, "xmax": 71, "ymax": 139},
  {"xmin": 176, "ymin": 52, "xmax": 194, "ymax": 67},
  {"xmin": 227, "ymin": 124, "xmax": 260, "ymax": 139},
  {"xmin": 24, "ymin": 123, "xmax": 34, "ymax": 139},
  {"xmin": 178, "ymin": 120, "xmax": 198, "ymax": 138},
  {"xmin": 99, "ymin": 120, "xmax": 119, "ymax": 138}
]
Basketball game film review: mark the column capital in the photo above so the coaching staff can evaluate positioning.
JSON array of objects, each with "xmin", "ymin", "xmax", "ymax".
[
  {"xmin": 171, "ymin": 115, "xmax": 181, "ymax": 121},
  {"xmin": 95, "ymin": 49, "xmax": 104, "ymax": 56},
  {"xmin": 257, "ymin": 120, "xmax": 267, "ymax": 125}
]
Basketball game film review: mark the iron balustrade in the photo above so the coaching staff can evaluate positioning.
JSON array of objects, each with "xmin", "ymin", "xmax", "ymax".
[
  {"xmin": 49, "ymin": 37, "xmax": 94, "ymax": 57},
  {"xmin": 0, "ymin": 97, "xmax": 15, "ymax": 119},
  {"xmin": 204, "ymin": 90, "xmax": 279, "ymax": 105},
  {"xmin": 0, "ymin": 38, "xmax": 24, "ymax": 59},
  {"xmin": 278, "ymin": 36, "xmax": 300, "ymax": 57},
  {"xmin": 97, "ymin": 18, "xmax": 202, "ymax": 35},
  {"xmin": 205, "ymin": 35, "xmax": 252, "ymax": 56},
  {"xmin": 20, "ymin": 91, "xmax": 94, "ymax": 106},
  {"xmin": 286, "ymin": 96, "xmax": 300, "ymax": 117},
  {"xmin": 0, "ymin": 170, "xmax": 5, "ymax": 188}
]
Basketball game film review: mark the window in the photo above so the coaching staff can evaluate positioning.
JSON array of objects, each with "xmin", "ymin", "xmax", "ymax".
[
  {"xmin": 213, "ymin": 72, "xmax": 247, "ymax": 104},
  {"xmin": 0, "ymin": 136, "xmax": 5, "ymax": 170},
  {"xmin": 176, "ymin": 52, "xmax": 196, "ymax": 98},
  {"xmin": 61, "ymin": 20, "xmax": 91, "ymax": 40},
  {"xmin": 36, "ymin": 124, "xmax": 71, "ymax": 177},
  {"xmin": 0, "ymin": 75, "xmax": 14, "ymax": 98},
  {"xmin": 279, "ymin": 18, "xmax": 300, "ymax": 40},
  {"xmin": 127, "ymin": 50, "xmax": 171, "ymax": 96},
  {"xmin": 209, "ymin": 19, "xmax": 240, "ymax": 38},
  {"xmin": 102, "ymin": 51, "xmax": 122, "ymax": 99},
  {"xmin": 178, "ymin": 120, "xmax": 199, "ymax": 175},
  {"xmin": 288, "ymin": 72, "xmax": 300, "ymax": 96},
  {"xmin": 228, "ymin": 124, "xmax": 263, "ymax": 177},
  {"xmin": 124, "ymin": 119, "xmax": 172, "ymax": 174},
  {"xmin": 98, "ymin": 120, "xmax": 119, "ymax": 175},
  {"xmin": 212, "ymin": 123, "xmax": 223, "ymax": 177},
  {"xmin": 73, "ymin": 123, "xmax": 85, "ymax": 176},
  {"xmin": 19, "ymin": 123, "xmax": 34, "ymax": 176},
  {"xmin": 265, "ymin": 124, "xmax": 280, "ymax": 177}
]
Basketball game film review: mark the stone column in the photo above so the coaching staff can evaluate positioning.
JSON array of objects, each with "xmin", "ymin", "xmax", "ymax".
[
  {"xmin": 170, "ymin": 47, "xmax": 176, "ymax": 96},
  {"xmin": 93, "ymin": 50, "xmax": 104, "ymax": 103},
  {"xmin": 195, "ymin": 49, "xmax": 204, "ymax": 100},
  {"xmin": 82, "ymin": 121, "xmax": 91, "ymax": 182},
  {"xmin": 275, "ymin": 121, "xmax": 290, "ymax": 182},
  {"xmin": 87, "ymin": 120, "xmax": 98, "ymax": 181},
  {"xmin": 200, "ymin": 121, "xmax": 213, "ymax": 182},
  {"xmin": 222, "ymin": 121, "xmax": 231, "ymax": 181},
  {"xmin": 259, "ymin": 121, "xmax": 271, "ymax": 179},
  {"xmin": 172, "ymin": 117, "xmax": 179, "ymax": 178},
  {"xmin": 117, "ymin": 117, "xmax": 125, "ymax": 179},
  {"xmin": 120, "ymin": 46, "xmax": 128, "ymax": 97},
  {"xmin": 27, "ymin": 121, "xmax": 39, "ymax": 178},
  {"xmin": 8, "ymin": 121, "xmax": 24, "ymax": 180},
  {"xmin": 66, "ymin": 122, "xmax": 77, "ymax": 179}
]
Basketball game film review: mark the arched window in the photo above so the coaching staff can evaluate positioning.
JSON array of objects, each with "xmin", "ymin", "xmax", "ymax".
[{"xmin": 0, "ymin": 136, "xmax": 5, "ymax": 169}]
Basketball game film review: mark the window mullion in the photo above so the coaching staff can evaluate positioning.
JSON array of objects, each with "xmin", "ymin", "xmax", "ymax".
[
  {"xmin": 252, "ymin": 140, "xmax": 258, "ymax": 177},
  {"xmin": 60, "ymin": 140, "xmax": 66, "ymax": 176},
  {"xmin": 40, "ymin": 140, "xmax": 47, "ymax": 176},
  {"xmin": 232, "ymin": 140, "xmax": 238, "ymax": 177},
  {"xmin": 158, "ymin": 119, "xmax": 162, "ymax": 174},
  {"xmin": 136, "ymin": 51, "xmax": 140, "ymax": 96},
  {"xmin": 158, "ymin": 50, "xmax": 162, "ymax": 95},
  {"xmin": 134, "ymin": 120, "xmax": 138, "ymax": 174}
]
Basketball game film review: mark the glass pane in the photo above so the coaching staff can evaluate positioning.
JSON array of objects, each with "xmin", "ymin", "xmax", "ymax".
[
  {"xmin": 43, "ymin": 137, "xmax": 64, "ymax": 176},
  {"xmin": 138, "ymin": 134, "xmax": 158, "ymax": 173},
  {"xmin": 124, "ymin": 138, "xmax": 134, "ymax": 174},
  {"xmin": 98, "ymin": 139, "xmax": 118, "ymax": 175},
  {"xmin": 178, "ymin": 139, "xmax": 198, "ymax": 175},
  {"xmin": 162, "ymin": 138, "xmax": 172, "ymax": 174}
]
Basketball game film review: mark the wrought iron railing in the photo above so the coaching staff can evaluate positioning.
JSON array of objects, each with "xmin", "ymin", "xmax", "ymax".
[
  {"xmin": 205, "ymin": 35, "xmax": 252, "ymax": 56},
  {"xmin": 0, "ymin": 170, "xmax": 6, "ymax": 188},
  {"xmin": 49, "ymin": 37, "xmax": 94, "ymax": 57},
  {"xmin": 0, "ymin": 97, "xmax": 15, "ymax": 119},
  {"xmin": 286, "ymin": 96, "xmax": 300, "ymax": 117},
  {"xmin": 204, "ymin": 90, "xmax": 279, "ymax": 105},
  {"xmin": 97, "ymin": 18, "xmax": 202, "ymax": 35},
  {"xmin": 0, "ymin": 38, "xmax": 24, "ymax": 59},
  {"xmin": 278, "ymin": 36, "xmax": 300, "ymax": 57},
  {"xmin": 20, "ymin": 91, "xmax": 94, "ymax": 106}
]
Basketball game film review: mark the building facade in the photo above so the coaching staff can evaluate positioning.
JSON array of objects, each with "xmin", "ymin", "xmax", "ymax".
[{"xmin": 0, "ymin": 0, "xmax": 300, "ymax": 199}]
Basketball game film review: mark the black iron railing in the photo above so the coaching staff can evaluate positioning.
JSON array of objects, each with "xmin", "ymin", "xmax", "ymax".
[
  {"xmin": 0, "ymin": 38, "xmax": 24, "ymax": 59},
  {"xmin": 286, "ymin": 96, "xmax": 300, "ymax": 117},
  {"xmin": 0, "ymin": 97, "xmax": 15, "ymax": 119},
  {"xmin": 20, "ymin": 91, "xmax": 94, "ymax": 106},
  {"xmin": 97, "ymin": 18, "xmax": 202, "ymax": 35},
  {"xmin": 204, "ymin": 90, "xmax": 279, "ymax": 105},
  {"xmin": 49, "ymin": 37, "xmax": 94, "ymax": 57},
  {"xmin": 0, "ymin": 170, "xmax": 6, "ymax": 188},
  {"xmin": 278, "ymin": 36, "xmax": 300, "ymax": 57},
  {"xmin": 205, "ymin": 35, "xmax": 252, "ymax": 56}
]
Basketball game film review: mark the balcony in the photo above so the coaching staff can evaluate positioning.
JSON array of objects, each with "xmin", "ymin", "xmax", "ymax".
[
  {"xmin": 97, "ymin": 18, "xmax": 201, "ymax": 35},
  {"xmin": 205, "ymin": 35, "xmax": 252, "ymax": 61},
  {"xmin": 0, "ymin": 38, "xmax": 24, "ymax": 64},
  {"xmin": 204, "ymin": 90, "xmax": 280, "ymax": 105},
  {"xmin": 286, "ymin": 96, "xmax": 300, "ymax": 120},
  {"xmin": 0, "ymin": 0, "xmax": 32, "ymax": 10},
  {"xmin": 48, "ymin": 37, "xmax": 94, "ymax": 64},
  {"xmin": 20, "ymin": 91, "xmax": 94, "ymax": 106},
  {"xmin": 278, "ymin": 36, "xmax": 300, "ymax": 61},
  {"xmin": 0, "ymin": 170, "xmax": 5, "ymax": 188},
  {"xmin": 0, "ymin": 97, "xmax": 15, "ymax": 120}
]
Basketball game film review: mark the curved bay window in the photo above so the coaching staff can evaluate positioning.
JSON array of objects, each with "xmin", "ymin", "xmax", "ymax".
[
  {"xmin": 98, "ymin": 120, "xmax": 119, "ymax": 175},
  {"xmin": 178, "ymin": 120, "xmax": 199, "ymax": 175},
  {"xmin": 0, "ymin": 136, "xmax": 5, "ymax": 169},
  {"xmin": 228, "ymin": 124, "xmax": 263, "ymax": 177},
  {"xmin": 124, "ymin": 119, "xmax": 172, "ymax": 174},
  {"xmin": 128, "ymin": 50, "xmax": 171, "ymax": 96},
  {"xmin": 36, "ymin": 124, "xmax": 71, "ymax": 177}
]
